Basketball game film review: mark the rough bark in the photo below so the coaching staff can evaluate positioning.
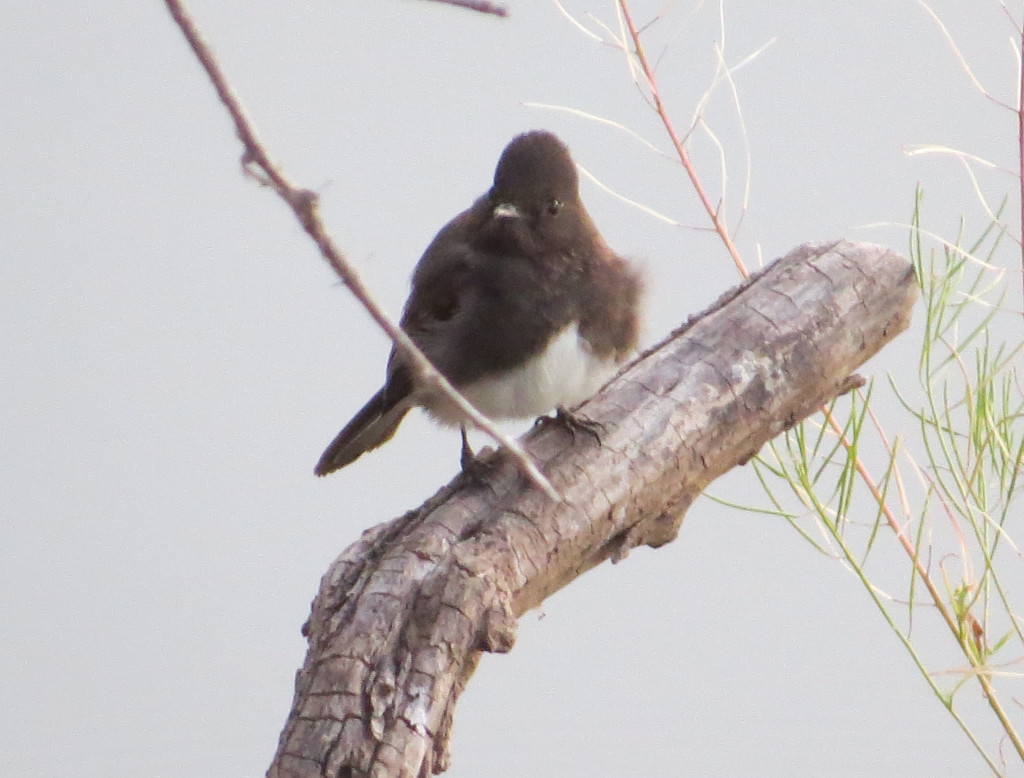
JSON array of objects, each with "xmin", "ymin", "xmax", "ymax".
[{"xmin": 268, "ymin": 240, "xmax": 918, "ymax": 778}]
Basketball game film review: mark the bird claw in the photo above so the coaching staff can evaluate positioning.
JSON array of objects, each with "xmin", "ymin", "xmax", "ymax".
[
  {"xmin": 459, "ymin": 427, "xmax": 501, "ymax": 481},
  {"xmin": 536, "ymin": 406, "xmax": 605, "ymax": 445}
]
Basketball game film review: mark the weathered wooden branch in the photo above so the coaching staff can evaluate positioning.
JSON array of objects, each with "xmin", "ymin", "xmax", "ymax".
[{"xmin": 268, "ymin": 240, "xmax": 918, "ymax": 778}]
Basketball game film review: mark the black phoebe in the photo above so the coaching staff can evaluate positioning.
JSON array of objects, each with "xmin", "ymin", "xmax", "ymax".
[{"xmin": 315, "ymin": 130, "xmax": 642, "ymax": 476}]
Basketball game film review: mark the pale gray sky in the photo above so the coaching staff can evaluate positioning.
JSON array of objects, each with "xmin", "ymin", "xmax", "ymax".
[{"xmin": 3, "ymin": 1, "xmax": 1022, "ymax": 776}]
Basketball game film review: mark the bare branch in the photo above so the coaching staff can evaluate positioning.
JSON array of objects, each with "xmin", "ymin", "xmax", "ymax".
[
  {"xmin": 162, "ymin": 0, "xmax": 555, "ymax": 497},
  {"xmin": 617, "ymin": 0, "xmax": 749, "ymax": 277},
  {"xmin": 422, "ymin": 0, "xmax": 509, "ymax": 17},
  {"xmin": 268, "ymin": 241, "xmax": 919, "ymax": 777}
]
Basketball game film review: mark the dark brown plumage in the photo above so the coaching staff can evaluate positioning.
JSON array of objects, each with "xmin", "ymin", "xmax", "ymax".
[{"xmin": 315, "ymin": 130, "xmax": 641, "ymax": 476}]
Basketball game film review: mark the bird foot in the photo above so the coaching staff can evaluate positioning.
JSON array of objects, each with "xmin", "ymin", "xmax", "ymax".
[{"xmin": 535, "ymin": 406, "xmax": 605, "ymax": 445}]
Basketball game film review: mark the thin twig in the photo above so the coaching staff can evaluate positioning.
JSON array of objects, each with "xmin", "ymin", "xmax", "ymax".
[
  {"xmin": 616, "ymin": 0, "xmax": 1024, "ymax": 762},
  {"xmin": 916, "ymin": 0, "xmax": 1016, "ymax": 113},
  {"xmin": 835, "ymin": 400, "xmax": 1024, "ymax": 762},
  {"xmin": 423, "ymin": 0, "xmax": 508, "ymax": 16},
  {"xmin": 163, "ymin": 0, "xmax": 557, "ymax": 499},
  {"xmin": 1018, "ymin": 20, "xmax": 1024, "ymax": 311},
  {"xmin": 617, "ymin": 0, "xmax": 748, "ymax": 277}
]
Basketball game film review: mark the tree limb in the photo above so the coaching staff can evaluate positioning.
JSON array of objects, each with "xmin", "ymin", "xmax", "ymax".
[{"xmin": 267, "ymin": 240, "xmax": 919, "ymax": 777}]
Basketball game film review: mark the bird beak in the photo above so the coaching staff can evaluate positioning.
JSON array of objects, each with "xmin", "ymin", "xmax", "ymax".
[{"xmin": 492, "ymin": 202, "xmax": 520, "ymax": 219}]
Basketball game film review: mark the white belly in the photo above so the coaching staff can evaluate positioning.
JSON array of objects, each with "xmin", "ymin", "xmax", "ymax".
[{"xmin": 424, "ymin": 323, "xmax": 618, "ymax": 427}]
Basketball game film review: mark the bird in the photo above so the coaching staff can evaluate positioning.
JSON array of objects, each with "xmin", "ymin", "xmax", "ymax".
[{"xmin": 314, "ymin": 130, "xmax": 642, "ymax": 476}]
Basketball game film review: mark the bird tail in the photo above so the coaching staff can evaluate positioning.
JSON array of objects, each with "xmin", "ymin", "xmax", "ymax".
[{"xmin": 314, "ymin": 389, "xmax": 411, "ymax": 476}]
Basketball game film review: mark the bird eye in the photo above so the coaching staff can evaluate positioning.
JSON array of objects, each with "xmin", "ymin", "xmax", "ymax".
[{"xmin": 547, "ymin": 199, "xmax": 562, "ymax": 216}]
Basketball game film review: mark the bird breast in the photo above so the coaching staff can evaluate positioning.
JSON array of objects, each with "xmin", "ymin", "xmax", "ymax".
[{"xmin": 423, "ymin": 322, "xmax": 617, "ymax": 427}]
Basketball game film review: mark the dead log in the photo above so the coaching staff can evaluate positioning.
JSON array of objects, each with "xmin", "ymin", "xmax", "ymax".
[{"xmin": 268, "ymin": 239, "xmax": 918, "ymax": 778}]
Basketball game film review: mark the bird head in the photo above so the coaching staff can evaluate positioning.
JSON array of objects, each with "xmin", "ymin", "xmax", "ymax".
[{"xmin": 480, "ymin": 130, "xmax": 595, "ymax": 256}]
